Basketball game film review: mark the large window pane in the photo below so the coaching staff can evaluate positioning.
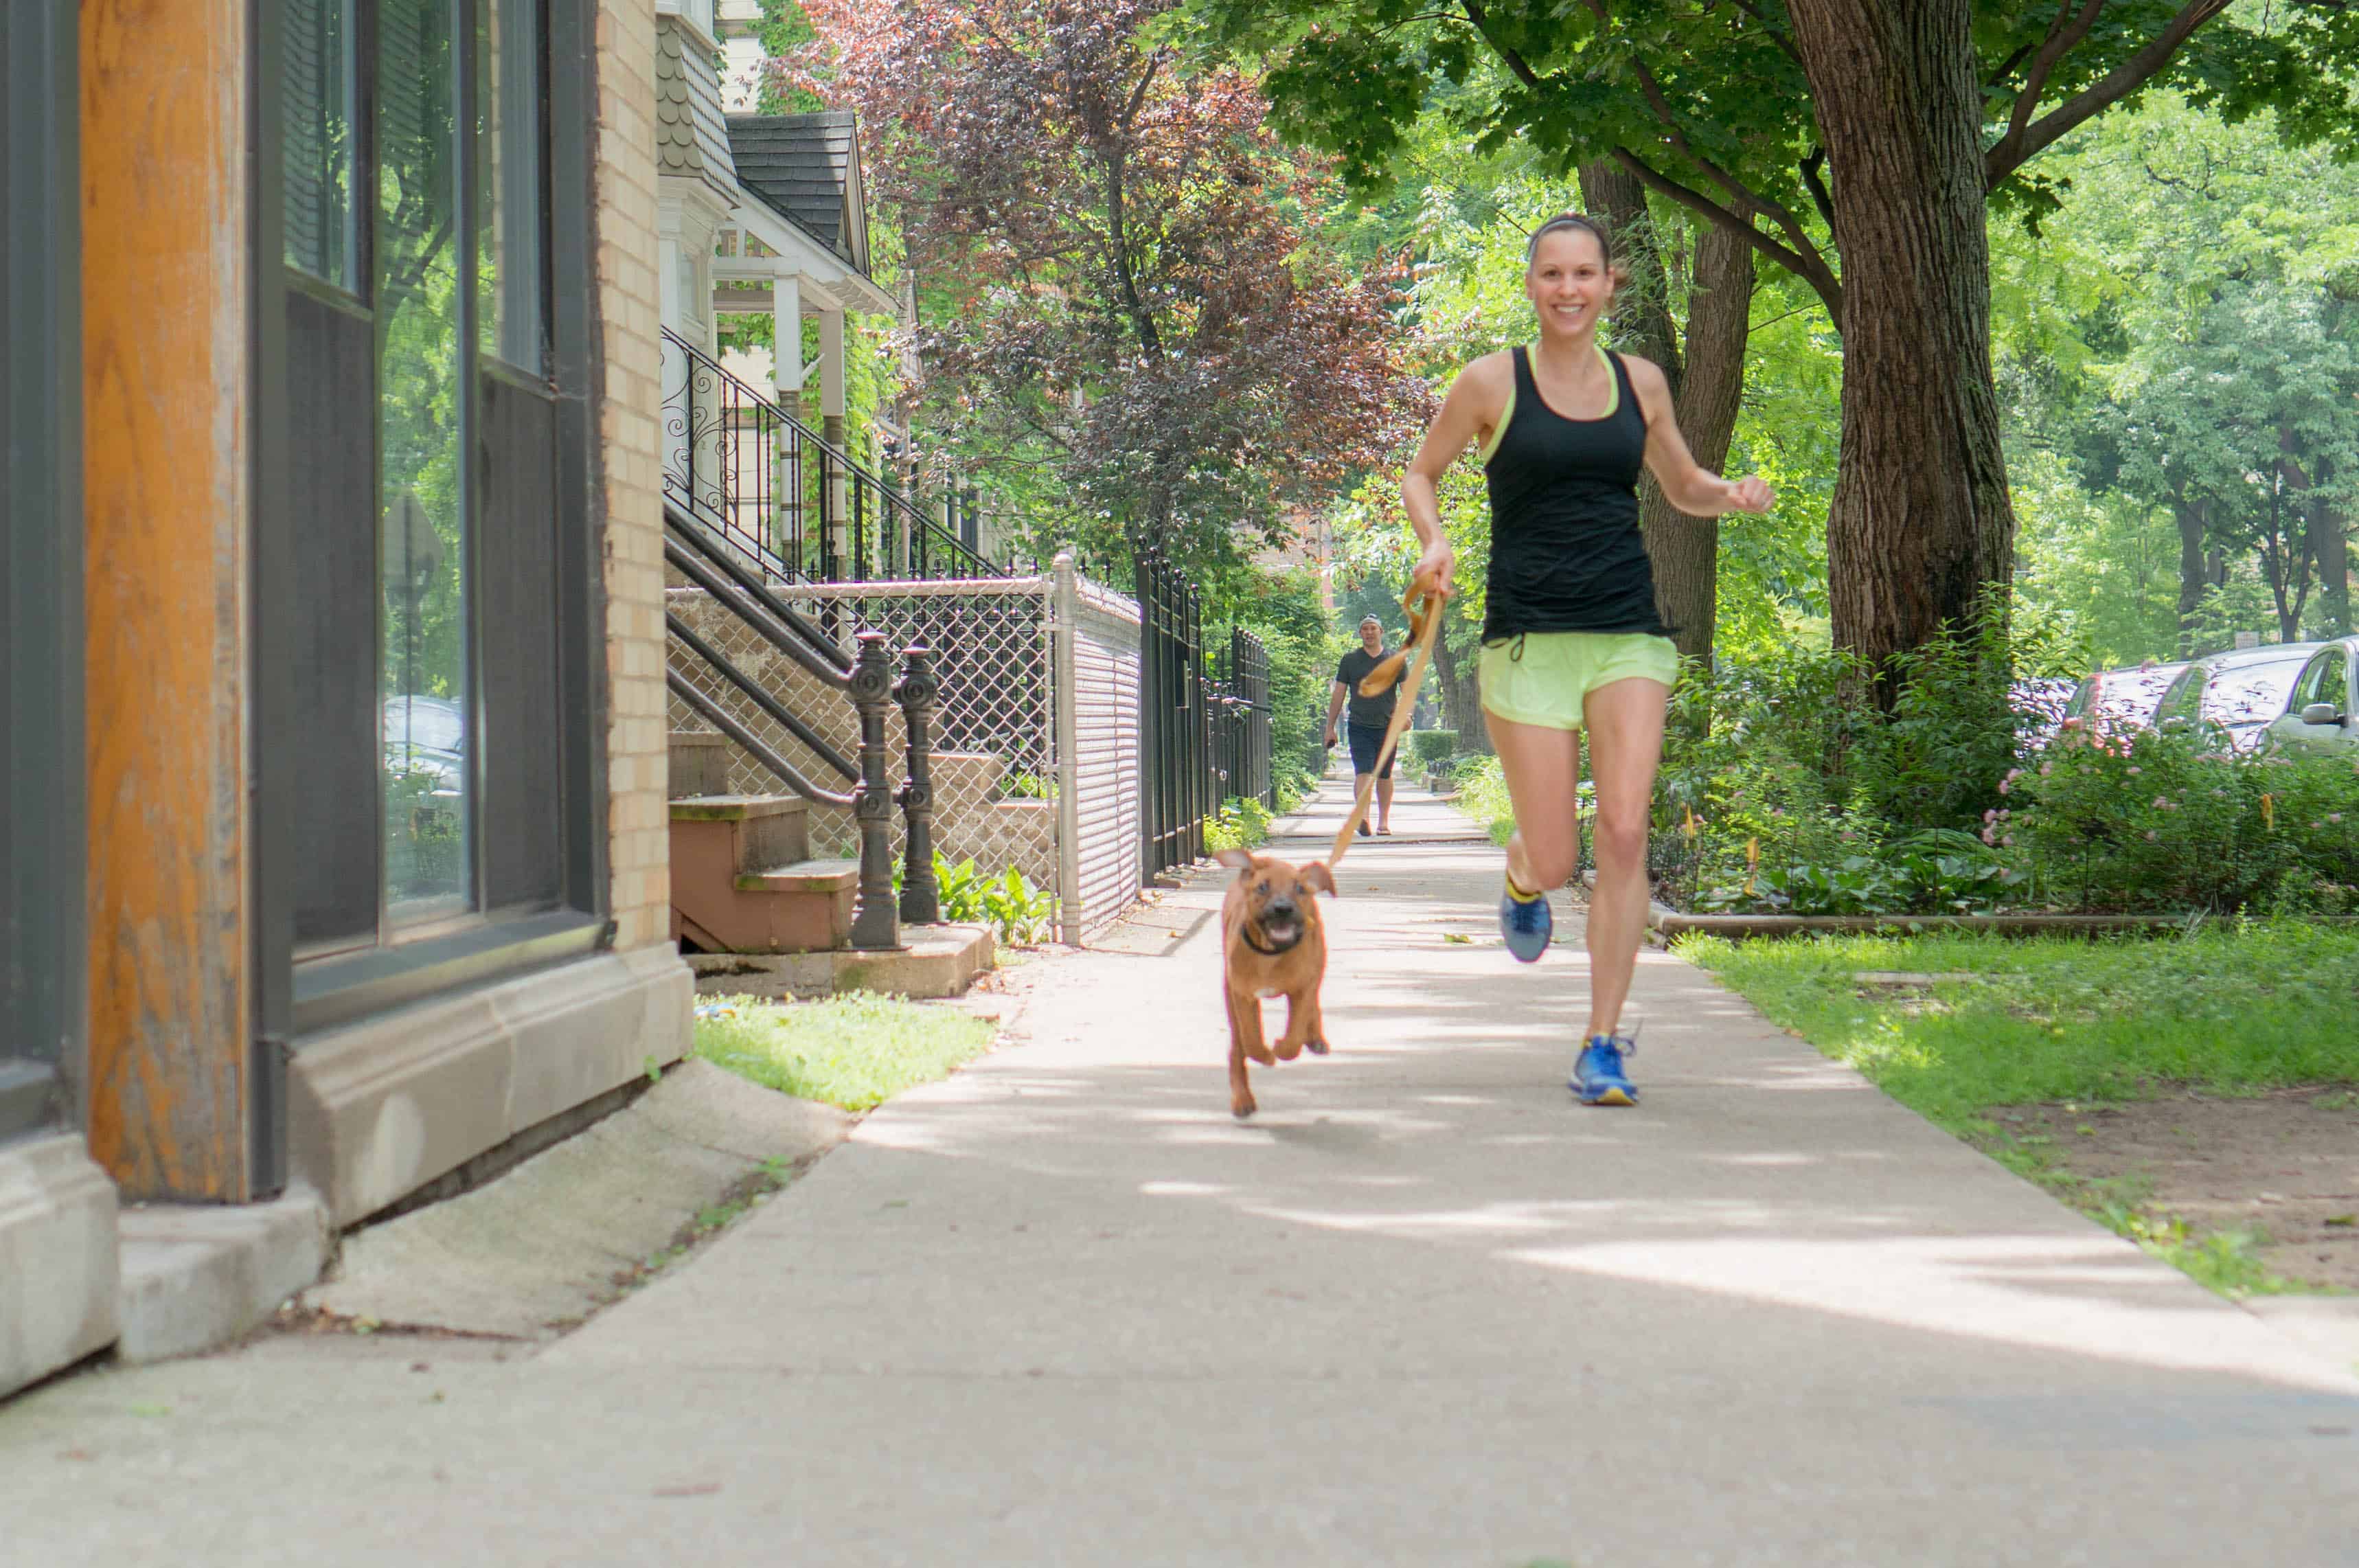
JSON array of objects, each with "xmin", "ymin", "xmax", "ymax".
[
  {"xmin": 478, "ymin": 0, "xmax": 545, "ymax": 370},
  {"xmin": 378, "ymin": 0, "xmax": 473, "ymax": 922},
  {"xmin": 283, "ymin": 0, "xmax": 359, "ymax": 288}
]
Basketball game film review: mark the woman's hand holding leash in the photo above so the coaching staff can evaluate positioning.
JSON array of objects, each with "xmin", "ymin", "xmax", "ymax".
[{"xmin": 1411, "ymin": 539, "xmax": 1456, "ymax": 604}]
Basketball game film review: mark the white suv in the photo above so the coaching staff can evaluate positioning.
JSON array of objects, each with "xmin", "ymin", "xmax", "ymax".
[{"xmin": 2263, "ymin": 637, "xmax": 2359, "ymax": 758}]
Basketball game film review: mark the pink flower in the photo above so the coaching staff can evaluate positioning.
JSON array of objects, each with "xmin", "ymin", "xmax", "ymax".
[
  {"xmin": 2127, "ymin": 766, "xmax": 2142, "ymax": 776},
  {"xmin": 1983, "ymin": 808, "xmax": 1998, "ymax": 823},
  {"xmin": 1998, "ymin": 780, "xmax": 2012, "ymax": 795},
  {"xmin": 2001, "ymin": 834, "xmax": 2015, "ymax": 847},
  {"xmin": 2040, "ymin": 762, "xmax": 2054, "ymax": 777},
  {"xmin": 2153, "ymin": 797, "xmax": 2169, "ymax": 809},
  {"xmin": 2332, "ymin": 814, "xmax": 2346, "ymax": 825},
  {"xmin": 2144, "ymin": 829, "xmax": 2159, "ymax": 841},
  {"xmin": 1981, "ymin": 828, "xmax": 1997, "ymax": 845}
]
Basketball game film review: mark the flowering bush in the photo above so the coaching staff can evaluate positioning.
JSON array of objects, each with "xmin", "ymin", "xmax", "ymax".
[{"xmin": 2006, "ymin": 723, "xmax": 2359, "ymax": 913}]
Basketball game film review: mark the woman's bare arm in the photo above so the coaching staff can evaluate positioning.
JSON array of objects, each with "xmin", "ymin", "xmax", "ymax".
[
  {"xmin": 1623, "ymin": 356, "xmax": 1773, "ymax": 517},
  {"xmin": 1402, "ymin": 353, "xmax": 1511, "ymax": 599}
]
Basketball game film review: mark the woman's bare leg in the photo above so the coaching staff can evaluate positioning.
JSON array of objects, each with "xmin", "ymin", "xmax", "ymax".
[
  {"xmin": 1579, "ymin": 677, "xmax": 1669, "ymax": 1038},
  {"xmin": 1488, "ymin": 714, "xmax": 1584, "ymax": 894}
]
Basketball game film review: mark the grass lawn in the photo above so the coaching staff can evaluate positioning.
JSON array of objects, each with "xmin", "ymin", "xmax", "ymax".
[
  {"xmin": 692, "ymin": 991, "xmax": 998, "ymax": 1112},
  {"xmin": 1684, "ymin": 922, "xmax": 2359, "ymax": 1295}
]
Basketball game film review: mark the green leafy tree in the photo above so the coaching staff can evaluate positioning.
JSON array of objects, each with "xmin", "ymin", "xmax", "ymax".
[
  {"xmin": 803, "ymin": 0, "xmax": 1426, "ymax": 584},
  {"xmin": 1198, "ymin": 0, "xmax": 2359, "ymax": 688}
]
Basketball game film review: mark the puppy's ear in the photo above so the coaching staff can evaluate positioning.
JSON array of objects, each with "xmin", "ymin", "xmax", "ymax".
[
  {"xmin": 1214, "ymin": 848, "xmax": 1257, "ymax": 874},
  {"xmin": 1297, "ymin": 860, "xmax": 1337, "ymax": 897}
]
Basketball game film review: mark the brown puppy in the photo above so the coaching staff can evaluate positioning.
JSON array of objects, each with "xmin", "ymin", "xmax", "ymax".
[{"xmin": 1215, "ymin": 848, "xmax": 1336, "ymax": 1119}]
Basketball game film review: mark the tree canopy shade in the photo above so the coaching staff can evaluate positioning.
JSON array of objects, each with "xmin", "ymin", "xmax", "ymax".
[
  {"xmin": 1200, "ymin": 0, "xmax": 2359, "ymax": 679},
  {"xmin": 804, "ymin": 0, "xmax": 1426, "ymax": 582}
]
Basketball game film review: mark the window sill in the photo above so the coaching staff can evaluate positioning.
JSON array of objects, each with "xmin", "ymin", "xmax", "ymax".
[
  {"xmin": 0, "ymin": 1061, "xmax": 60, "ymax": 1144},
  {"xmin": 293, "ymin": 909, "xmax": 611, "ymax": 1036}
]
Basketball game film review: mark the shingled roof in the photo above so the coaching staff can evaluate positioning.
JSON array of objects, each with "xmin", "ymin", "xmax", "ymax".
[
  {"xmin": 655, "ymin": 20, "xmax": 736, "ymax": 206},
  {"xmin": 726, "ymin": 111, "xmax": 870, "ymax": 276}
]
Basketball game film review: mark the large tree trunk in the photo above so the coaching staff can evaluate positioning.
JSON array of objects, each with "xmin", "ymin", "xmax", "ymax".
[
  {"xmin": 1431, "ymin": 622, "xmax": 1490, "ymax": 755},
  {"xmin": 1787, "ymin": 0, "xmax": 2016, "ymax": 690},
  {"xmin": 1576, "ymin": 163, "xmax": 1753, "ymax": 665},
  {"xmin": 2174, "ymin": 497, "xmax": 2209, "ymax": 656},
  {"xmin": 1654, "ymin": 225, "xmax": 1753, "ymax": 666},
  {"xmin": 2317, "ymin": 502, "xmax": 2351, "ymax": 637}
]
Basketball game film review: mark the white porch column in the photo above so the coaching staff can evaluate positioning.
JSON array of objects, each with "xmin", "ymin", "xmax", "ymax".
[
  {"xmin": 818, "ymin": 306, "xmax": 847, "ymax": 443},
  {"xmin": 770, "ymin": 271, "xmax": 806, "ymax": 398}
]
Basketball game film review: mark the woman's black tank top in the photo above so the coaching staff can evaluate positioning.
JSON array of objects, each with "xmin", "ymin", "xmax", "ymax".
[{"xmin": 1480, "ymin": 346, "xmax": 1672, "ymax": 643}]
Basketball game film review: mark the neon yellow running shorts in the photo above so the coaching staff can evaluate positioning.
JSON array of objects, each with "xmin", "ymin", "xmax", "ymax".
[{"xmin": 1479, "ymin": 630, "xmax": 1680, "ymax": 731}]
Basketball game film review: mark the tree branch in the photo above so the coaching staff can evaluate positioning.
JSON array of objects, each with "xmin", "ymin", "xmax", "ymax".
[
  {"xmin": 1799, "ymin": 148, "xmax": 1834, "ymax": 231},
  {"xmin": 1578, "ymin": 0, "xmax": 1838, "ymax": 310},
  {"xmin": 1720, "ymin": 0, "xmax": 1807, "ymax": 72},
  {"xmin": 1612, "ymin": 148, "xmax": 1842, "ymax": 319},
  {"xmin": 1986, "ymin": 0, "xmax": 2106, "ymax": 178},
  {"xmin": 1986, "ymin": 0, "xmax": 2235, "ymax": 185}
]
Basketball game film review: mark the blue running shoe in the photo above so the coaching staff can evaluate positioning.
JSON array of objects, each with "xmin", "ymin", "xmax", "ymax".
[
  {"xmin": 1498, "ymin": 880, "xmax": 1551, "ymax": 962},
  {"xmin": 1571, "ymin": 1035, "xmax": 1638, "ymax": 1106}
]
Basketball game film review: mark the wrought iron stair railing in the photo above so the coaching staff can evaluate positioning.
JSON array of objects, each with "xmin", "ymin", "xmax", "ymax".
[
  {"xmin": 662, "ymin": 326, "xmax": 1008, "ymax": 585},
  {"xmin": 664, "ymin": 500, "xmax": 941, "ymax": 943}
]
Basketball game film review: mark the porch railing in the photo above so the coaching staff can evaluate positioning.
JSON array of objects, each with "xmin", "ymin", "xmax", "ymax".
[
  {"xmin": 662, "ymin": 326, "xmax": 1007, "ymax": 585},
  {"xmin": 663, "ymin": 500, "xmax": 940, "ymax": 943}
]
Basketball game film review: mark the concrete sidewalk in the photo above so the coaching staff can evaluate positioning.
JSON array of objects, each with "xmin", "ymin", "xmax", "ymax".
[{"xmin": 6, "ymin": 777, "xmax": 2358, "ymax": 1565}]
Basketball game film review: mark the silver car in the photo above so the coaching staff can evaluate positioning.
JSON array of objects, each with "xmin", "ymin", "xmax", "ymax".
[
  {"xmin": 2059, "ymin": 662, "xmax": 2186, "ymax": 738},
  {"xmin": 2153, "ymin": 643, "xmax": 2320, "ymax": 752},
  {"xmin": 2263, "ymin": 637, "xmax": 2359, "ymax": 758}
]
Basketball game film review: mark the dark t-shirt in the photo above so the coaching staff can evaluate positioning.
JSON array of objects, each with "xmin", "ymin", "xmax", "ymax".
[{"xmin": 1336, "ymin": 646, "xmax": 1398, "ymax": 729}]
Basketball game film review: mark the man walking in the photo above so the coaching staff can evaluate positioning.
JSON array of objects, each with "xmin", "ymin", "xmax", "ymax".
[{"xmin": 1326, "ymin": 614, "xmax": 1400, "ymax": 837}]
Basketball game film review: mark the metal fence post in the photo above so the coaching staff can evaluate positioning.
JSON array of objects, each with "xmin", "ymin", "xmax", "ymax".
[
  {"xmin": 893, "ymin": 642, "xmax": 940, "ymax": 924},
  {"xmin": 1052, "ymin": 554, "xmax": 1083, "ymax": 942},
  {"xmin": 848, "ymin": 630, "xmax": 900, "ymax": 949}
]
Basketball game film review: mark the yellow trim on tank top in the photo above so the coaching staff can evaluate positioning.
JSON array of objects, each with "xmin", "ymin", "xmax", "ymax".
[{"xmin": 1479, "ymin": 344, "xmax": 1617, "ymax": 467}]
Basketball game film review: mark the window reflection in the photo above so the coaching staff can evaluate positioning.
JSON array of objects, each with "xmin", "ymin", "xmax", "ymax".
[
  {"xmin": 378, "ymin": 0, "xmax": 472, "ymax": 919},
  {"xmin": 284, "ymin": 0, "xmax": 359, "ymax": 287},
  {"xmin": 478, "ymin": 0, "xmax": 545, "ymax": 370}
]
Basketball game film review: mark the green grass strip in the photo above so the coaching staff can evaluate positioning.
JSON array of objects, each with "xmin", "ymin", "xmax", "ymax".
[
  {"xmin": 693, "ymin": 991, "xmax": 997, "ymax": 1112},
  {"xmin": 1682, "ymin": 923, "xmax": 2359, "ymax": 1129},
  {"xmin": 1685, "ymin": 924, "xmax": 2359, "ymax": 1297}
]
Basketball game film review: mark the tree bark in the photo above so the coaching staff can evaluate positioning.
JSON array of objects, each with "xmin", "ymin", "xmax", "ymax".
[
  {"xmin": 2318, "ymin": 501, "xmax": 2351, "ymax": 637},
  {"xmin": 1577, "ymin": 163, "xmax": 1753, "ymax": 666},
  {"xmin": 1786, "ymin": 0, "xmax": 2016, "ymax": 692},
  {"xmin": 1649, "ymin": 224, "xmax": 1753, "ymax": 666},
  {"xmin": 2173, "ymin": 497, "xmax": 2209, "ymax": 657},
  {"xmin": 1431, "ymin": 624, "xmax": 1491, "ymax": 755}
]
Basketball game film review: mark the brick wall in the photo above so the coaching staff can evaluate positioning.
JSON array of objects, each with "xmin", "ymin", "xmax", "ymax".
[{"xmin": 595, "ymin": 0, "xmax": 672, "ymax": 951}]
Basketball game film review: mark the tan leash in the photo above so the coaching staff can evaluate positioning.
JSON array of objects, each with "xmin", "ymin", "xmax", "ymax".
[{"xmin": 1328, "ymin": 585, "xmax": 1445, "ymax": 867}]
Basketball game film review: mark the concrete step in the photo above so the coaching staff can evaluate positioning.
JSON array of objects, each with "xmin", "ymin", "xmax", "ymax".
[
  {"xmin": 733, "ymin": 858, "xmax": 858, "ymax": 896},
  {"xmin": 685, "ymin": 922, "xmax": 996, "ymax": 1000},
  {"xmin": 670, "ymin": 793, "xmax": 812, "ymax": 876},
  {"xmin": 668, "ymin": 729, "xmax": 732, "ymax": 797}
]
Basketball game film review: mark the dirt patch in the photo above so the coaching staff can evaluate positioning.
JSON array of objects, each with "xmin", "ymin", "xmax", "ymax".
[{"xmin": 1994, "ymin": 1089, "xmax": 2359, "ymax": 1291}]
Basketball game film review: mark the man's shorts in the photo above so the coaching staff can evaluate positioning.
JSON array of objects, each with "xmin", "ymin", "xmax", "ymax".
[
  {"xmin": 1345, "ymin": 721, "xmax": 1396, "ymax": 778},
  {"xmin": 1479, "ymin": 630, "xmax": 1680, "ymax": 731}
]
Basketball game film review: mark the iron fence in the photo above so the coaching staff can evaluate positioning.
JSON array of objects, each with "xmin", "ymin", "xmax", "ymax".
[
  {"xmin": 1213, "ymin": 626, "xmax": 1273, "ymax": 812},
  {"xmin": 1136, "ymin": 549, "xmax": 1211, "ymax": 877},
  {"xmin": 669, "ymin": 557, "xmax": 1146, "ymax": 939},
  {"xmin": 662, "ymin": 327, "xmax": 1005, "ymax": 584}
]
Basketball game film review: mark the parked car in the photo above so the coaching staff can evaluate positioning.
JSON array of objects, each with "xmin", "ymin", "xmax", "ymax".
[
  {"xmin": 2262, "ymin": 637, "xmax": 2359, "ymax": 759},
  {"xmin": 2058, "ymin": 662, "xmax": 2187, "ymax": 737},
  {"xmin": 383, "ymin": 693, "xmax": 468, "ymax": 794},
  {"xmin": 2012, "ymin": 677, "xmax": 2079, "ymax": 745},
  {"xmin": 2152, "ymin": 642, "xmax": 2320, "ymax": 751}
]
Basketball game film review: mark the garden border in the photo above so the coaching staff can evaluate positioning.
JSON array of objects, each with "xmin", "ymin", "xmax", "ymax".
[{"xmin": 1577, "ymin": 874, "xmax": 2359, "ymax": 939}]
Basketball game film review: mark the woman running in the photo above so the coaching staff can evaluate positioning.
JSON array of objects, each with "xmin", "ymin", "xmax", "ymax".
[{"xmin": 1402, "ymin": 212, "xmax": 1773, "ymax": 1106}]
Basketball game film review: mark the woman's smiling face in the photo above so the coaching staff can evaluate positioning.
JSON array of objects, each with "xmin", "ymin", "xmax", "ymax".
[{"xmin": 1526, "ymin": 226, "xmax": 1612, "ymax": 339}]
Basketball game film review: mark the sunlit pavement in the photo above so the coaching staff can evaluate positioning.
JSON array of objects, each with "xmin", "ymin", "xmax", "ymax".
[{"xmin": 8, "ymin": 777, "xmax": 2358, "ymax": 1565}]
